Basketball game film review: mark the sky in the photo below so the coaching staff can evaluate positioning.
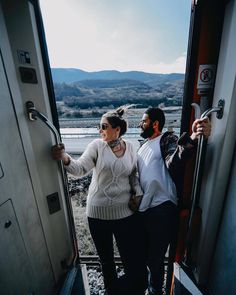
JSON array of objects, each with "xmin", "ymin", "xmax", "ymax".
[{"xmin": 39, "ymin": 0, "xmax": 192, "ymax": 74}]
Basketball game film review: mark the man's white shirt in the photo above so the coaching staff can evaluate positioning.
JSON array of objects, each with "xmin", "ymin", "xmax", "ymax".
[{"xmin": 137, "ymin": 135, "xmax": 177, "ymax": 212}]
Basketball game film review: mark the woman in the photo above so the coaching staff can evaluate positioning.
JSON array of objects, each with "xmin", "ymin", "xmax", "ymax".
[{"xmin": 51, "ymin": 107, "xmax": 147, "ymax": 295}]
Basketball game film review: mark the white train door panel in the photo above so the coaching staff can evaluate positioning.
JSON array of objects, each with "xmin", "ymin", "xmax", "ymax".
[
  {"xmin": 0, "ymin": 49, "xmax": 55, "ymax": 294},
  {"xmin": 195, "ymin": 0, "xmax": 236, "ymax": 287}
]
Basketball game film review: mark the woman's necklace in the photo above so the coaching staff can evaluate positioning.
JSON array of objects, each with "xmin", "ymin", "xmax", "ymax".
[
  {"xmin": 108, "ymin": 138, "xmax": 121, "ymax": 149},
  {"xmin": 108, "ymin": 139, "xmax": 125, "ymax": 156}
]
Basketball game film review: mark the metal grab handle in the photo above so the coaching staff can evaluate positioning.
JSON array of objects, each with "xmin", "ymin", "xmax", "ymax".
[
  {"xmin": 25, "ymin": 100, "xmax": 79, "ymax": 265},
  {"xmin": 200, "ymin": 99, "xmax": 224, "ymax": 119},
  {"xmin": 183, "ymin": 99, "xmax": 225, "ymax": 267},
  {"xmin": 26, "ymin": 101, "xmax": 61, "ymax": 145}
]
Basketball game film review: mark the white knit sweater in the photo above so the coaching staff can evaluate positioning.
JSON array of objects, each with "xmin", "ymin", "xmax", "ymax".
[{"xmin": 65, "ymin": 138, "xmax": 143, "ymax": 220}]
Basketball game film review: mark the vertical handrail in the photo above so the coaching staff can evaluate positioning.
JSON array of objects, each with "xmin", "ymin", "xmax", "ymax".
[
  {"xmin": 26, "ymin": 101, "xmax": 79, "ymax": 266},
  {"xmin": 182, "ymin": 99, "xmax": 224, "ymax": 267}
]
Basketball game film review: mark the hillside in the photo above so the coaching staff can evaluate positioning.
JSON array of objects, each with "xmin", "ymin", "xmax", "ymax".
[{"xmin": 51, "ymin": 68, "xmax": 184, "ymax": 118}]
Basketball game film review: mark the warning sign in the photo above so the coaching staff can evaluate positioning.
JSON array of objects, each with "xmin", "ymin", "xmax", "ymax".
[{"xmin": 197, "ymin": 64, "xmax": 216, "ymax": 90}]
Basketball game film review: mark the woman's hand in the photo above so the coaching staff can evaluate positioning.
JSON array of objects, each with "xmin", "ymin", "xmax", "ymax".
[
  {"xmin": 128, "ymin": 195, "xmax": 143, "ymax": 212},
  {"xmin": 51, "ymin": 143, "xmax": 70, "ymax": 165}
]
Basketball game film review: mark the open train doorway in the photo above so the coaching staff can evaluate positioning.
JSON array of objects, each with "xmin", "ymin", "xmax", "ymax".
[{"xmin": 39, "ymin": 0, "xmax": 192, "ymax": 294}]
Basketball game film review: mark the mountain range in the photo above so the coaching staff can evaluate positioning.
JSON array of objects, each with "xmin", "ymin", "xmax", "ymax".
[
  {"xmin": 51, "ymin": 68, "xmax": 185, "ymax": 115},
  {"xmin": 51, "ymin": 68, "xmax": 184, "ymax": 87}
]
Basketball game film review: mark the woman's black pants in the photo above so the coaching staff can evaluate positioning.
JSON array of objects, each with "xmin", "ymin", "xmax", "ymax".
[{"xmin": 88, "ymin": 213, "xmax": 147, "ymax": 295}]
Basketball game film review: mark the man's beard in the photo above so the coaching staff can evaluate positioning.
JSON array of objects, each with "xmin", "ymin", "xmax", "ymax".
[{"xmin": 140, "ymin": 124, "xmax": 154, "ymax": 139}]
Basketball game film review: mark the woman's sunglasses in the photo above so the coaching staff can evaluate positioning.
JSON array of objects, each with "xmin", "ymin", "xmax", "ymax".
[{"xmin": 97, "ymin": 123, "xmax": 109, "ymax": 130}]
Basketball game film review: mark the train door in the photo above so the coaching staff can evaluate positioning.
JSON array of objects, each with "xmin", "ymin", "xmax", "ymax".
[
  {"xmin": 208, "ymin": 146, "xmax": 236, "ymax": 294},
  {"xmin": 192, "ymin": 0, "xmax": 236, "ymax": 291},
  {"xmin": 0, "ymin": 47, "xmax": 54, "ymax": 294},
  {"xmin": 0, "ymin": 1, "xmax": 77, "ymax": 294}
]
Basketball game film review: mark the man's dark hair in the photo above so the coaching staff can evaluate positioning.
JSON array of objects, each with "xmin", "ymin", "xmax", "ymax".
[{"xmin": 144, "ymin": 107, "xmax": 165, "ymax": 132}]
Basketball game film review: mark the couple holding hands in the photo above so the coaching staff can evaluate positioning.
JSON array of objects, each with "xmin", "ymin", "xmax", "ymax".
[{"xmin": 52, "ymin": 106, "xmax": 211, "ymax": 295}]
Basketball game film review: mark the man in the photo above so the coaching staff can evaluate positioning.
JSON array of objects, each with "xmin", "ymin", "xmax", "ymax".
[{"xmin": 136, "ymin": 107, "xmax": 211, "ymax": 295}]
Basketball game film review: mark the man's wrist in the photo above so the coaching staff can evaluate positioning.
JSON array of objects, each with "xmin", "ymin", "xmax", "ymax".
[{"xmin": 190, "ymin": 133, "xmax": 197, "ymax": 142}]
